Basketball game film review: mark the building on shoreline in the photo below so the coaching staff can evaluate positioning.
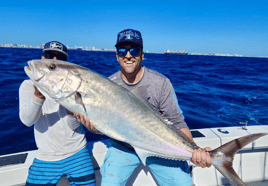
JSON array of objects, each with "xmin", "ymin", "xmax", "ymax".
[
  {"xmin": 190, "ymin": 52, "xmax": 243, "ymax": 57},
  {"xmin": 0, "ymin": 43, "xmax": 266, "ymax": 57},
  {"xmin": 164, "ymin": 49, "xmax": 188, "ymax": 55},
  {"xmin": 0, "ymin": 43, "xmax": 41, "ymax": 49}
]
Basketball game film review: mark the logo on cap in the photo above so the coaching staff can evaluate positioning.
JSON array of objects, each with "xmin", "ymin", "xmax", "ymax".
[
  {"xmin": 49, "ymin": 42, "xmax": 63, "ymax": 51},
  {"xmin": 126, "ymin": 31, "xmax": 133, "ymax": 40},
  {"xmin": 118, "ymin": 30, "xmax": 140, "ymax": 41}
]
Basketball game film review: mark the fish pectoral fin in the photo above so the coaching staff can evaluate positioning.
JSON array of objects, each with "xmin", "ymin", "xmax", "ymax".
[
  {"xmin": 74, "ymin": 91, "xmax": 83, "ymax": 105},
  {"xmin": 74, "ymin": 91, "xmax": 88, "ymax": 117},
  {"xmin": 133, "ymin": 146, "xmax": 149, "ymax": 165}
]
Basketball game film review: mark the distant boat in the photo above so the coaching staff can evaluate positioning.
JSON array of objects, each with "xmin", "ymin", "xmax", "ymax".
[
  {"xmin": 74, "ymin": 45, "xmax": 83, "ymax": 50},
  {"xmin": 164, "ymin": 50, "xmax": 188, "ymax": 55}
]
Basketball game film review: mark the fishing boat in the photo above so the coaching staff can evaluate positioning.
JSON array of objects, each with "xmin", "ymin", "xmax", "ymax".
[{"xmin": 1, "ymin": 124, "xmax": 267, "ymax": 186}]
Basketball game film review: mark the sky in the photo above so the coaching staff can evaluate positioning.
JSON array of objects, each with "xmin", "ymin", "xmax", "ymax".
[{"xmin": 1, "ymin": 0, "xmax": 267, "ymax": 57}]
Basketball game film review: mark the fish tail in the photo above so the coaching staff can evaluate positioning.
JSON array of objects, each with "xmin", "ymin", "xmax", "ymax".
[{"xmin": 210, "ymin": 133, "xmax": 268, "ymax": 186}]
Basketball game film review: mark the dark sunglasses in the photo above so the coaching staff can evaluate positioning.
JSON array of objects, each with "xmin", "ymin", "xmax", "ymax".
[
  {"xmin": 117, "ymin": 48, "xmax": 142, "ymax": 57},
  {"xmin": 44, "ymin": 51, "xmax": 67, "ymax": 61}
]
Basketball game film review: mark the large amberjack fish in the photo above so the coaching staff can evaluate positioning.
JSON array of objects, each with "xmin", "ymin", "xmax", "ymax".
[{"xmin": 25, "ymin": 59, "xmax": 267, "ymax": 186}]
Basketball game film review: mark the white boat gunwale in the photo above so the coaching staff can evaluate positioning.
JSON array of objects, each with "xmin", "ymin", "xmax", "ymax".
[{"xmin": 1, "ymin": 125, "xmax": 268, "ymax": 186}]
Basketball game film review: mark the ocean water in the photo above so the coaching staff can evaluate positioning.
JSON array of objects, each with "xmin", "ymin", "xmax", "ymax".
[{"xmin": 0, "ymin": 47, "xmax": 267, "ymax": 156}]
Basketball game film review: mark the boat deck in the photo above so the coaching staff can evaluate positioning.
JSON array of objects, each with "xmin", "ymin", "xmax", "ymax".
[
  {"xmin": 2, "ymin": 125, "xmax": 268, "ymax": 186},
  {"xmin": 15, "ymin": 175, "xmax": 268, "ymax": 186},
  {"xmin": 54, "ymin": 177, "xmax": 268, "ymax": 186}
]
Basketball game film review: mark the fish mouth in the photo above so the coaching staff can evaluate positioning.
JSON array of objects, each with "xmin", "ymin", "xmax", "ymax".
[
  {"xmin": 24, "ymin": 61, "xmax": 45, "ymax": 82},
  {"xmin": 35, "ymin": 74, "xmax": 45, "ymax": 82},
  {"xmin": 24, "ymin": 66, "xmax": 33, "ymax": 79}
]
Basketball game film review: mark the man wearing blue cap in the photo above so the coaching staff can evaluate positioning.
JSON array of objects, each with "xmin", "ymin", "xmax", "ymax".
[
  {"xmin": 78, "ymin": 29, "xmax": 211, "ymax": 185},
  {"xmin": 19, "ymin": 41, "xmax": 95, "ymax": 186}
]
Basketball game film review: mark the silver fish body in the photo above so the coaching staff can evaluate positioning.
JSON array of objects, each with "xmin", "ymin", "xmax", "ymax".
[
  {"xmin": 25, "ymin": 59, "xmax": 195, "ymax": 163},
  {"xmin": 25, "ymin": 59, "xmax": 267, "ymax": 186}
]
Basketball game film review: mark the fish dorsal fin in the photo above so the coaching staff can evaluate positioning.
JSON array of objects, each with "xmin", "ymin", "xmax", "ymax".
[
  {"xmin": 131, "ymin": 85, "xmax": 148, "ymax": 97},
  {"xmin": 131, "ymin": 85, "xmax": 151, "ymax": 106}
]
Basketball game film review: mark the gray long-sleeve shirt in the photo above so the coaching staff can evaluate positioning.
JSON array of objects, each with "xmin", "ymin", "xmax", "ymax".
[
  {"xmin": 109, "ymin": 66, "xmax": 188, "ymax": 132},
  {"xmin": 19, "ymin": 80, "xmax": 86, "ymax": 161}
]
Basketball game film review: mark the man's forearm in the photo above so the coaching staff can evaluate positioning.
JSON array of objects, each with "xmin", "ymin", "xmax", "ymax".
[{"xmin": 177, "ymin": 128, "xmax": 198, "ymax": 147}]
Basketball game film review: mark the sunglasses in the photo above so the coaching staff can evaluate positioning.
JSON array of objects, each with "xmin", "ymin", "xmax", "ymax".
[
  {"xmin": 117, "ymin": 48, "xmax": 141, "ymax": 57},
  {"xmin": 44, "ymin": 51, "xmax": 67, "ymax": 61}
]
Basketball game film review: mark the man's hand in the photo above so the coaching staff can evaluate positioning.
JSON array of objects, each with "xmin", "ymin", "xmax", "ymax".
[
  {"xmin": 33, "ymin": 84, "xmax": 45, "ymax": 99},
  {"xmin": 68, "ymin": 112, "xmax": 103, "ymax": 135},
  {"xmin": 177, "ymin": 128, "xmax": 212, "ymax": 168},
  {"xmin": 191, "ymin": 147, "xmax": 212, "ymax": 168}
]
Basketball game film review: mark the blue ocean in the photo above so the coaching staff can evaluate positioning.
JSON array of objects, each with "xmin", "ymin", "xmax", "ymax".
[{"xmin": 0, "ymin": 47, "xmax": 267, "ymax": 156}]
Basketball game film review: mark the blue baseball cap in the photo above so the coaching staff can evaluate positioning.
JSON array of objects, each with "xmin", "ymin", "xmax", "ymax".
[
  {"xmin": 43, "ymin": 41, "xmax": 68, "ymax": 57},
  {"xmin": 115, "ymin": 29, "xmax": 143, "ymax": 48}
]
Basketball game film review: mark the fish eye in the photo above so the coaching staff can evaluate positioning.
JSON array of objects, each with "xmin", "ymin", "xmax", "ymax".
[{"xmin": 48, "ymin": 64, "xmax": 56, "ymax": 71}]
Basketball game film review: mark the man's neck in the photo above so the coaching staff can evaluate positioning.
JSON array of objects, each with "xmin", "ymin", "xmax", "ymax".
[{"xmin": 122, "ymin": 67, "xmax": 144, "ymax": 84}]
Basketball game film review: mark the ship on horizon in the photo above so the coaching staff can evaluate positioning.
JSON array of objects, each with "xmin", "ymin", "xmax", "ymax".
[{"xmin": 164, "ymin": 49, "xmax": 188, "ymax": 55}]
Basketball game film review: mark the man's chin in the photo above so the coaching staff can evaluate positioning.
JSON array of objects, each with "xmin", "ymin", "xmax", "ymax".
[
  {"xmin": 123, "ymin": 66, "xmax": 135, "ymax": 73},
  {"xmin": 125, "ymin": 70, "xmax": 135, "ymax": 74}
]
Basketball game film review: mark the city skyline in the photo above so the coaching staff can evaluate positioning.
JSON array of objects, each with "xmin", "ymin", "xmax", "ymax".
[
  {"xmin": 0, "ymin": 42, "xmax": 251, "ymax": 57},
  {"xmin": 0, "ymin": 43, "xmax": 116, "ymax": 52},
  {"xmin": 1, "ymin": 0, "xmax": 267, "ymax": 57}
]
